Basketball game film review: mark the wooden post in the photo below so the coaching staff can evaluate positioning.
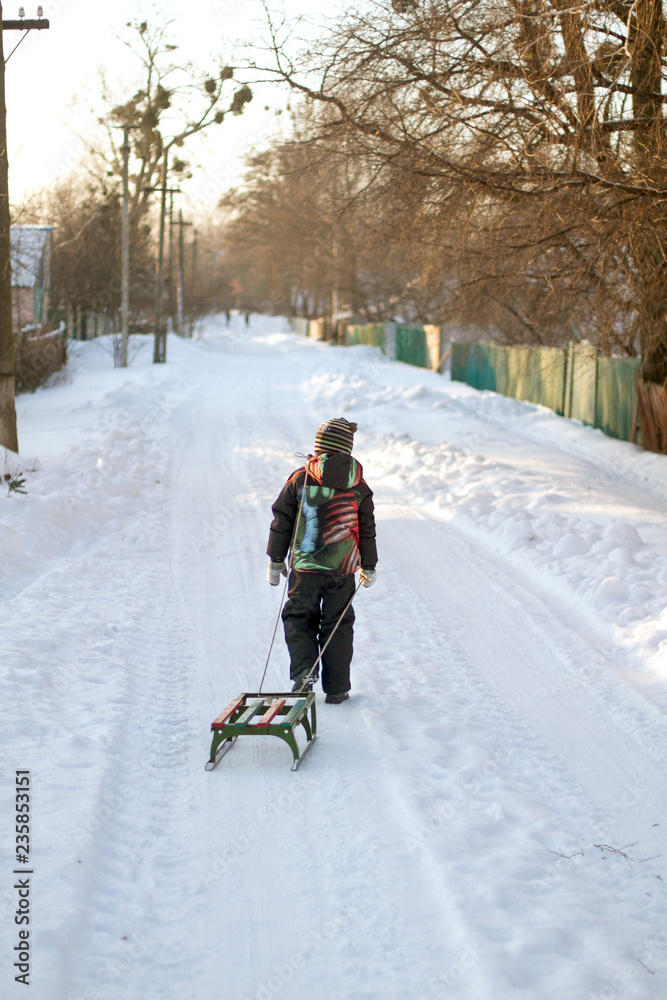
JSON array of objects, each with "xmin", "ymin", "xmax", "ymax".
[
  {"xmin": 167, "ymin": 187, "xmax": 174, "ymax": 332},
  {"xmin": 0, "ymin": 2, "xmax": 18, "ymax": 451},
  {"xmin": 153, "ymin": 150, "xmax": 168, "ymax": 363},
  {"xmin": 120, "ymin": 126, "xmax": 130, "ymax": 367},
  {"xmin": 191, "ymin": 227, "xmax": 198, "ymax": 333},
  {"xmin": 177, "ymin": 208, "xmax": 185, "ymax": 336},
  {"xmin": 630, "ymin": 375, "xmax": 640, "ymax": 445}
]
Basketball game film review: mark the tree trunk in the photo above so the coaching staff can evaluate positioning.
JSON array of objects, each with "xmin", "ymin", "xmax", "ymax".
[
  {"xmin": 153, "ymin": 149, "xmax": 168, "ymax": 363},
  {"xmin": 630, "ymin": 0, "xmax": 666, "ymax": 179},
  {"xmin": 628, "ymin": 1, "xmax": 667, "ymax": 384},
  {"xmin": 637, "ymin": 256, "xmax": 667, "ymax": 385},
  {"xmin": 0, "ymin": 371, "xmax": 18, "ymax": 452}
]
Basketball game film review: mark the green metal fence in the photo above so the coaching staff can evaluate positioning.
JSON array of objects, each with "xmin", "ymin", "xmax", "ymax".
[
  {"xmin": 309, "ymin": 318, "xmax": 648, "ymax": 449},
  {"xmin": 451, "ymin": 340, "xmax": 640, "ymax": 444},
  {"xmin": 395, "ymin": 325, "xmax": 429, "ymax": 368},
  {"xmin": 345, "ymin": 324, "xmax": 384, "ymax": 348},
  {"xmin": 564, "ymin": 342, "xmax": 598, "ymax": 425},
  {"xmin": 509, "ymin": 346, "xmax": 566, "ymax": 413},
  {"xmin": 451, "ymin": 341, "xmax": 473, "ymax": 385},
  {"xmin": 344, "ymin": 322, "xmax": 431, "ymax": 368},
  {"xmin": 596, "ymin": 355, "xmax": 641, "ymax": 441}
]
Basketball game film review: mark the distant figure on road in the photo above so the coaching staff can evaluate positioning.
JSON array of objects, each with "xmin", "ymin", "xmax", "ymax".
[{"xmin": 266, "ymin": 418, "xmax": 377, "ymax": 703}]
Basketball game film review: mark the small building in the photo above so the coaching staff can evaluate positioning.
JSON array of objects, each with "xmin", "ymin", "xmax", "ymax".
[{"xmin": 10, "ymin": 225, "xmax": 54, "ymax": 331}]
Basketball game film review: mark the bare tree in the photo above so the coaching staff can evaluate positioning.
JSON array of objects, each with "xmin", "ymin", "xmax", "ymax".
[
  {"xmin": 43, "ymin": 175, "xmax": 154, "ymax": 329},
  {"xmin": 80, "ymin": 17, "xmax": 253, "ymax": 358},
  {"xmin": 255, "ymin": 0, "xmax": 667, "ymax": 379},
  {"xmin": 220, "ymin": 131, "xmax": 432, "ymax": 323},
  {"xmin": 84, "ymin": 19, "xmax": 252, "ymax": 225}
]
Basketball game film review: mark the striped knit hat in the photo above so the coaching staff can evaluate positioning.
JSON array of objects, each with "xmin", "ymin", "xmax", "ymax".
[{"xmin": 314, "ymin": 417, "xmax": 358, "ymax": 455}]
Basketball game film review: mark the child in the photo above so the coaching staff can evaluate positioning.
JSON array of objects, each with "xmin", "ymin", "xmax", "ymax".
[{"xmin": 266, "ymin": 417, "xmax": 377, "ymax": 703}]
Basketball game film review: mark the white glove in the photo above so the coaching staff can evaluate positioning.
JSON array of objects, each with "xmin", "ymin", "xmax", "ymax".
[
  {"xmin": 359, "ymin": 568, "xmax": 376, "ymax": 588},
  {"xmin": 267, "ymin": 560, "xmax": 288, "ymax": 586}
]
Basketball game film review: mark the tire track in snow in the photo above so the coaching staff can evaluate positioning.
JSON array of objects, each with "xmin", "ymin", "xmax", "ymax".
[
  {"xmin": 161, "ymin": 349, "xmax": 482, "ymax": 998},
  {"xmin": 166, "ymin": 353, "xmax": 330, "ymax": 996},
  {"xmin": 51, "ymin": 520, "xmax": 208, "ymax": 1000},
  {"xmin": 150, "ymin": 334, "xmax": 666, "ymax": 999},
  {"xmin": 381, "ymin": 500, "xmax": 667, "ymax": 845},
  {"xmin": 0, "ymin": 503, "xmax": 207, "ymax": 1000},
  {"xmin": 161, "ymin": 350, "xmax": 498, "ymax": 998},
  {"xmin": 364, "ymin": 499, "xmax": 667, "ymax": 996}
]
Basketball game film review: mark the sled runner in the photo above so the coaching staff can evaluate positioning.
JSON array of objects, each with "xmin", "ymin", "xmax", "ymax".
[{"xmin": 206, "ymin": 692, "xmax": 317, "ymax": 771}]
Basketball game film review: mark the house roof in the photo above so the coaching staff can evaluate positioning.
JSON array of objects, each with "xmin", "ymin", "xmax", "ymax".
[{"xmin": 10, "ymin": 225, "xmax": 53, "ymax": 288}]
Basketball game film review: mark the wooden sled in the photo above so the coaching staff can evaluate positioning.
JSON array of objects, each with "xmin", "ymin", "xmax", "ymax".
[{"xmin": 206, "ymin": 692, "xmax": 317, "ymax": 771}]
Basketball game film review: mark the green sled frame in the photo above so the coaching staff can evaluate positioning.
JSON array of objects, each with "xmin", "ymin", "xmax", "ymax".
[{"xmin": 206, "ymin": 692, "xmax": 317, "ymax": 771}]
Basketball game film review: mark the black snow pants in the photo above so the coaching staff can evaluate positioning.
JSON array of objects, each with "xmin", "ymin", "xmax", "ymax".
[{"xmin": 282, "ymin": 570, "xmax": 356, "ymax": 695}]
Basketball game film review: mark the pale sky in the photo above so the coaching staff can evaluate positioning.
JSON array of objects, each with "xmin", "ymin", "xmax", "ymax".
[{"xmin": 4, "ymin": 0, "xmax": 336, "ymax": 214}]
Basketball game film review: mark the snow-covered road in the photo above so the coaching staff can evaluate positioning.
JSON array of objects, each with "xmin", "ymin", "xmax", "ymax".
[{"xmin": 1, "ymin": 316, "xmax": 666, "ymax": 1000}]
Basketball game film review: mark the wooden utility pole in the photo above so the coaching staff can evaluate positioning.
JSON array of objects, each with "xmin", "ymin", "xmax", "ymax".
[
  {"xmin": 154, "ymin": 150, "xmax": 168, "ymax": 363},
  {"xmin": 0, "ymin": 6, "xmax": 49, "ymax": 451},
  {"xmin": 147, "ymin": 157, "xmax": 181, "ymax": 364},
  {"xmin": 120, "ymin": 126, "xmax": 130, "ymax": 368},
  {"xmin": 168, "ymin": 187, "xmax": 174, "ymax": 330},
  {"xmin": 175, "ymin": 209, "xmax": 192, "ymax": 336},
  {"xmin": 191, "ymin": 226, "xmax": 198, "ymax": 299},
  {"xmin": 187, "ymin": 227, "xmax": 199, "ymax": 338},
  {"xmin": 0, "ymin": 5, "xmax": 16, "ymax": 451}
]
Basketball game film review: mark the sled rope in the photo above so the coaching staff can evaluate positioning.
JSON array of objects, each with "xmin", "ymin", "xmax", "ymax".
[
  {"xmin": 258, "ymin": 457, "xmax": 308, "ymax": 693},
  {"xmin": 257, "ymin": 573, "xmax": 290, "ymax": 694}
]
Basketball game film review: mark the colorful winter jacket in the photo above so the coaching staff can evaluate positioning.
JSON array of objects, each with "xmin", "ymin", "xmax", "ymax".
[{"xmin": 267, "ymin": 453, "xmax": 377, "ymax": 574}]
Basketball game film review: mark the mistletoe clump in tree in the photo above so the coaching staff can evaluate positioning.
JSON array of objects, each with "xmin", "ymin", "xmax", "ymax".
[{"xmin": 100, "ymin": 20, "xmax": 252, "ymax": 226}]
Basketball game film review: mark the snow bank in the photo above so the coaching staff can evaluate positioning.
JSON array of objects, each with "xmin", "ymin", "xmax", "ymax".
[{"xmin": 303, "ymin": 359, "xmax": 667, "ymax": 674}]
